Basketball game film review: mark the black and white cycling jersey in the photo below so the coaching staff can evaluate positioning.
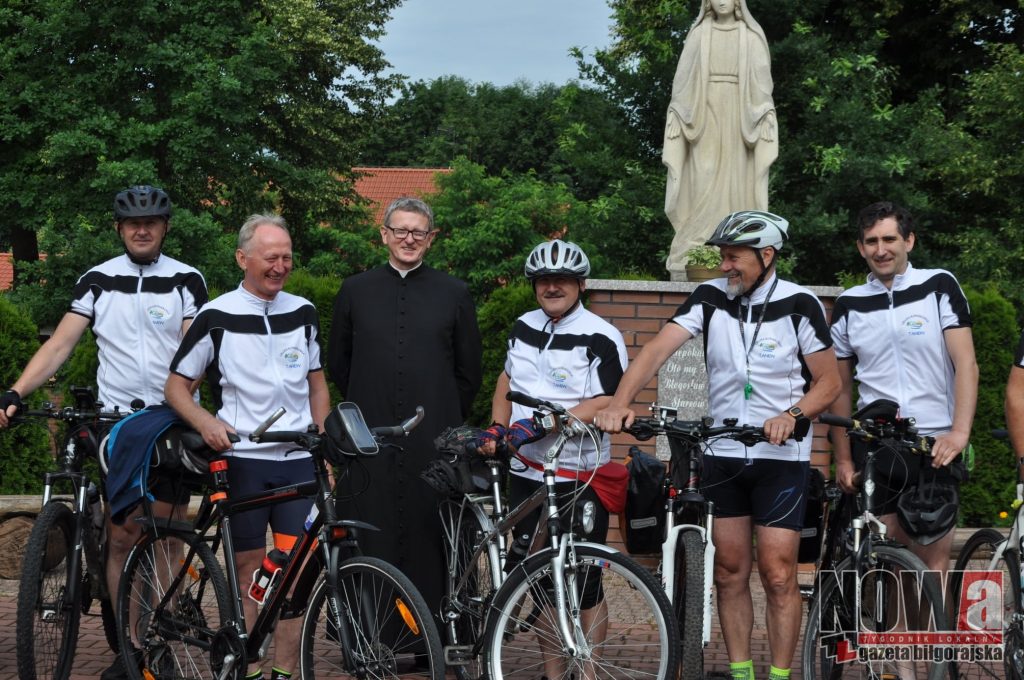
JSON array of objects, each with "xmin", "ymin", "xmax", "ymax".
[
  {"xmin": 169, "ymin": 285, "xmax": 323, "ymax": 461},
  {"xmin": 505, "ymin": 304, "xmax": 627, "ymax": 480},
  {"xmin": 830, "ymin": 263, "xmax": 971, "ymax": 434},
  {"xmin": 70, "ymin": 253, "xmax": 207, "ymax": 411},
  {"xmin": 671, "ymin": 274, "xmax": 832, "ymax": 462}
]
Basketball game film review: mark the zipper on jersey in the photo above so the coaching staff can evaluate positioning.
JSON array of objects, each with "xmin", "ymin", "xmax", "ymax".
[
  {"xmin": 135, "ymin": 266, "xmax": 150, "ymax": 405},
  {"xmin": 886, "ymin": 290, "xmax": 907, "ymax": 410},
  {"xmin": 263, "ymin": 301, "xmax": 284, "ymax": 405}
]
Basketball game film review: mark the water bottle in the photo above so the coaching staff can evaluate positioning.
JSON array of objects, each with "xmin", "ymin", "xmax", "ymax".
[
  {"xmin": 86, "ymin": 482, "xmax": 104, "ymax": 531},
  {"xmin": 248, "ymin": 548, "xmax": 289, "ymax": 604}
]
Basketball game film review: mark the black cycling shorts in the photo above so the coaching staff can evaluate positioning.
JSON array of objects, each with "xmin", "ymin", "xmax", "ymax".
[
  {"xmin": 852, "ymin": 439, "xmax": 965, "ymax": 516},
  {"xmin": 226, "ymin": 456, "xmax": 315, "ymax": 552},
  {"xmin": 702, "ymin": 456, "xmax": 809, "ymax": 531},
  {"xmin": 507, "ymin": 474, "xmax": 609, "ymax": 609}
]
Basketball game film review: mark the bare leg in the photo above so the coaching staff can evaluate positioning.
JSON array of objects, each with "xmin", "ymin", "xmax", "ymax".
[
  {"xmin": 712, "ymin": 516, "xmax": 755, "ymax": 663},
  {"xmin": 753, "ymin": 525, "xmax": 802, "ymax": 669}
]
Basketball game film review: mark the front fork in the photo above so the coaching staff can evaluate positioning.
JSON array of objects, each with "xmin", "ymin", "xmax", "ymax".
[{"xmin": 661, "ymin": 519, "xmax": 715, "ymax": 646}]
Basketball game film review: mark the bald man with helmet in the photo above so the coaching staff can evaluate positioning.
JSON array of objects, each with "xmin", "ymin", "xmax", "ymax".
[{"xmin": 596, "ymin": 211, "xmax": 840, "ymax": 680}]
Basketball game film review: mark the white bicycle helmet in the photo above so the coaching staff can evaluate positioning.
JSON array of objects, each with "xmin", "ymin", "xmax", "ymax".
[
  {"xmin": 706, "ymin": 211, "xmax": 789, "ymax": 251},
  {"xmin": 524, "ymin": 239, "xmax": 591, "ymax": 280}
]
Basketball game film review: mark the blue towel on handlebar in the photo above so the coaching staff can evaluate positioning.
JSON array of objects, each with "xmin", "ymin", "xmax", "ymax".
[{"xmin": 106, "ymin": 404, "xmax": 182, "ymax": 525}]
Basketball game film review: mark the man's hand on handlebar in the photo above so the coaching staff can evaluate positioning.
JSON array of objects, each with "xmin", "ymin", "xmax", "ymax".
[
  {"xmin": 0, "ymin": 389, "xmax": 23, "ymax": 428},
  {"xmin": 931, "ymin": 430, "xmax": 969, "ymax": 468},
  {"xmin": 594, "ymin": 405, "xmax": 635, "ymax": 434},
  {"xmin": 474, "ymin": 422, "xmax": 506, "ymax": 457},
  {"xmin": 762, "ymin": 412, "xmax": 798, "ymax": 446},
  {"xmin": 198, "ymin": 413, "xmax": 238, "ymax": 452}
]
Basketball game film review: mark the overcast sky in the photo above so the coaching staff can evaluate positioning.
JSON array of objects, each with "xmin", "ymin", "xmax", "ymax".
[{"xmin": 376, "ymin": 0, "xmax": 615, "ymax": 87}]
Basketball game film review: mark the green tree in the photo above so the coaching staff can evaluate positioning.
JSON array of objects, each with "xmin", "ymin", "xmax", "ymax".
[{"xmin": 0, "ymin": 0, "xmax": 399, "ymax": 322}]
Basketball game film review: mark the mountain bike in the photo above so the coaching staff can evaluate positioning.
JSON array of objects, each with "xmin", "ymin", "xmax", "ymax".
[
  {"xmin": 432, "ymin": 391, "xmax": 680, "ymax": 680},
  {"xmin": 14, "ymin": 385, "xmax": 131, "ymax": 680},
  {"xmin": 802, "ymin": 399, "xmax": 952, "ymax": 680},
  {"xmin": 951, "ymin": 428, "xmax": 1023, "ymax": 680},
  {"xmin": 622, "ymin": 403, "xmax": 801, "ymax": 680},
  {"xmin": 115, "ymin": 401, "xmax": 445, "ymax": 680}
]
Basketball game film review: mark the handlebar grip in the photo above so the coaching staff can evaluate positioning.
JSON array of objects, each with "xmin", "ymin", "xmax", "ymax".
[
  {"xmin": 818, "ymin": 413, "xmax": 854, "ymax": 429},
  {"xmin": 252, "ymin": 431, "xmax": 303, "ymax": 444},
  {"xmin": 371, "ymin": 425, "xmax": 406, "ymax": 438},
  {"xmin": 506, "ymin": 390, "xmax": 542, "ymax": 408}
]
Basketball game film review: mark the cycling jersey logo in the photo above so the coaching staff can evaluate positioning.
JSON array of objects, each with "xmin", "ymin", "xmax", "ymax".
[
  {"xmin": 548, "ymin": 367, "xmax": 570, "ymax": 389},
  {"xmin": 756, "ymin": 337, "xmax": 779, "ymax": 359},
  {"xmin": 903, "ymin": 315, "xmax": 927, "ymax": 336},
  {"xmin": 147, "ymin": 305, "xmax": 170, "ymax": 325},
  {"xmin": 280, "ymin": 347, "xmax": 304, "ymax": 369}
]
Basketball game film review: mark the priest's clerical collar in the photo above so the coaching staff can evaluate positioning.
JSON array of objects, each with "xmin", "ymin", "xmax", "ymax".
[{"xmin": 389, "ymin": 261, "xmax": 423, "ymax": 278}]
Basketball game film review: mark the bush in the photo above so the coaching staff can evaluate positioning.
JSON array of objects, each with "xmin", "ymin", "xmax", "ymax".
[
  {"xmin": 0, "ymin": 295, "xmax": 54, "ymax": 493},
  {"xmin": 470, "ymin": 283, "xmax": 538, "ymax": 426},
  {"xmin": 285, "ymin": 271, "xmax": 343, "ymax": 403},
  {"xmin": 959, "ymin": 286, "xmax": 1017, "ymax": 526}
]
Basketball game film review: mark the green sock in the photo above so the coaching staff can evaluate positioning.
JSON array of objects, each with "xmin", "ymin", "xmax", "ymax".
[
  {"xmin": 269, "ymin": 668, "xmax": 293, "ymax": 680},
  {"xmin": 244, "ymin": 671, "xmax": 262, "ymax": 680},
  {"xmin": 767, "ymin": 666, "xmax": 790, "ymax": 680},
  {"xmin": 730, "ymin": 660, "xmax": 755, "ymax": 680}
]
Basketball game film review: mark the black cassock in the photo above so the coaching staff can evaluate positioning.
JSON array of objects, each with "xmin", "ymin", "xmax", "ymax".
[{"xmin": 328, "ymin": 263, "xmax": 482, "ymax": 614}]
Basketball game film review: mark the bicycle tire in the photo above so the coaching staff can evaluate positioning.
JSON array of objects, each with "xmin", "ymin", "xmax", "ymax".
[
  {"xmin": 675, "ymin": 529, "xmax": 705, "ymax": 680},
  {"xmin": 802, "ymin": 544, "xmax": 951, "ymax": 680},
  {"xmin": 483, "ymin": 543, "xmax": 680, "ymax": 680},
  {"xmin": 16, "ymin": 501, "xmax": 80, "ymax": 680},
  {"xmin": 300, "ymin": 555, "xmax": 445, "ymax": 680},
  {"xmin": 117, "ymin": 529, "xmax": 231, "ymax": 680},
  {"xmin": 440, "ymin": 499, "xmax": 497, "ymax": 680},
  {"xmin": 952, "ymin": 528, "xmax": 1022, "ymax": 680}
]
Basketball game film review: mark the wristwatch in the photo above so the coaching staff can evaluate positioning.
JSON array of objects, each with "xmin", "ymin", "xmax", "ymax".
[{"xmin": 786, "ymin": 406, "xmax": 804, "ymax": 419}]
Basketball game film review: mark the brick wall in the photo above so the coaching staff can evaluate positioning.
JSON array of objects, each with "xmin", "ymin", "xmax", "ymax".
[{"xmin": 585, "ymin": 278, "xmax": 843, "ymax": 552}]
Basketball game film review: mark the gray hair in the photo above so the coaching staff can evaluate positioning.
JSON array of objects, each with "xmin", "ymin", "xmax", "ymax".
[
  {"xmin": 238, "ymin": 213, "xmax": 288, "ymax": 251},
  {"xmin": 383, "ymin": 197, "xmax": 434, "ymax": 231}
]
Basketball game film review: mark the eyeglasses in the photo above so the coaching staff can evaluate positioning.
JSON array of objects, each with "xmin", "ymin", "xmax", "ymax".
[{"xmin": 384, "ymin": 225, "xmax": 432, "ymax": 241}]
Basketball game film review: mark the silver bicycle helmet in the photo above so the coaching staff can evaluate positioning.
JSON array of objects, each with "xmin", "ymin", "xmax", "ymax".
[
  {"xmin": 706, "ymin": 210, "xmax": 789, "ymax": 251},
  {"xmin": 896, "ymin": 481, "xmax": 959, "ymax": 545},
  {"xmin": 524, "ymin": 239, "xmax": 591, "ymax": 280}
]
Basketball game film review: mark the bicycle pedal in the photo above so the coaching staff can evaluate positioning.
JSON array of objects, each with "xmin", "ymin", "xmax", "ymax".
[{"xmin": 444, "ymin": 645, "xmax": 474, "ymax": 665}]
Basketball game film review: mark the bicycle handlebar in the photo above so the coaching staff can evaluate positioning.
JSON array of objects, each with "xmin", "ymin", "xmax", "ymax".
[
  {"xmin": 12, "ymin": 405, "xmax": 130, "ymax": 425},
  {"xmin": 818, "ymin": 412, "xmax": 934, "ymax": 454},
  {"xmin": 370, "ymin": 405, "xmax": 426, "ymax": 438},
  {"xmin": 506, "ymin": 390, "xmax": 566, "ymax": 415},
  {"xmin": 626, "ymin": 416, "xmax": 774, "ymax": 447}
]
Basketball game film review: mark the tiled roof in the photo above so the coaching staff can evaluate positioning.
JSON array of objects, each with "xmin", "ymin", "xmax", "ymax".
[
  {"xmin": 353, "ymin": 167, "xmax": 451, "ymax": 224},
  {"xmin": 0, "ymin": 252, "xmax": 47, "ymax": 291}
]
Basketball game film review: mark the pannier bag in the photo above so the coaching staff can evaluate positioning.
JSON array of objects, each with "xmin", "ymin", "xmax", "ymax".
[
  {"xmin": 622, "ymin": 447, "xmax": 667, "ymax": 555},
  {"xmin": 798, "ymin": 467, "xmax": 827, "ymax": 563}
]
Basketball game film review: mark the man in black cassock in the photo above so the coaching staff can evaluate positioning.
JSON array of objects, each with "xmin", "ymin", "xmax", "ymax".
[{"xmin": 328, "ymin": 196, "xmax": 482, "ymax": 622}]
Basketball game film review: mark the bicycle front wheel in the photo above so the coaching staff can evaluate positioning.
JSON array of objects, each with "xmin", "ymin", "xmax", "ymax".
[
  {"xmin": 484, "ymin": 543, "xmax": 680, "ymax": 680},
  {"xmin": 440, "ymin": 499, "xmax": 498, "ymax": 680},
  {"xmin": 16, "ymin": 501, "xmax": 81, "ymax": 680},
  {"xmin": 117, "ymin": 529, "xmax": 230, "ymax": 680},
  {"xmin": 952, "ymin": 528, "xmax": 1022, "ymax": 680},
  {"xmin": 675, "ymin": 529, "xmax": 705, "ymax": 680},
  {"xmin": 802, "ymin": 543, "xmax": 951, "ymax": 680},
  {"xmin": 300, "ymin": 555, "xmax": 444, "ymax": 680}
]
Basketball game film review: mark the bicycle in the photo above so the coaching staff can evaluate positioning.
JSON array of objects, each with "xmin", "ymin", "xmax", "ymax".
[
  {"xmin": 951, "ymin": 427, "xmax": 1022, "ymax": 679},
  {"xmin": 622, "ymin": 403, "xmax": 800, "ymax": 680},
  {"xmin": 14, "ymin": 385, "xmax": 132, "ymax": 680},
  {"xmin": 115, "ymin": 401, "xmax": 445, "ymax": 680},
  {"xmin": 802, "ymin": 399, "xmax": 952, "ymax": 680},
  {"xmin": 431, "ymin": 390, "xmax": 680, "ymax": 680}
]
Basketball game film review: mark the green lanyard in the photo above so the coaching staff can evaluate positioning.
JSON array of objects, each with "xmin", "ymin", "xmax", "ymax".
[{"xmin": 737, "ymin": 277, "xmax": 777, "ymax": 400}]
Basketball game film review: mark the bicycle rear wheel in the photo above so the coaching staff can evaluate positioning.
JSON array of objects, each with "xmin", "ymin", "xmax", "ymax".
[
  {"xmin": 484, "ymin": 543, "xmax": 680, "ymax": 680},
  {"xmin": 675, "ymin": 529, "xmax": 705, "ymax": 680},
  {"xmin": 117, "ymin": 529, "xmax": 230, "ymax": 680},
  {"xmin": 300, "ymin": 555, "xmax": 444, "ymax": 680},
  {"xmin": 16, "ymin": 501, "xmax": 80, "ymax": 680},
  {"xmin": 952, "ymin": 528, "xmax": 1022, "ymax": 679},
  {"xmin": 440, "ymin": 499, "xmax": 497, "ymax": 680},
  {"xmin": 802, "ymin": 544, "xmax": 951, "ymax": 680}
]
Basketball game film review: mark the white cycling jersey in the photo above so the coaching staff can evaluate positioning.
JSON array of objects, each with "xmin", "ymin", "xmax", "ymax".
[
  {"xmin": 830, "ymin": 263, "xmax": 971, "ymax": 434},
  {"xmin": 169, "ymin": 285, "xmax": 323, "ymax": 460},
  {"xmin": 70, "ymin": 253, "xmax": 207, "ymax": 411},
  {"xmin": 505, "ymin": 304, "xmax": 628, "ymax": 481},
  {"xmin": 671, "ymin": 274, "xmax": 832, "ymax": 461}
]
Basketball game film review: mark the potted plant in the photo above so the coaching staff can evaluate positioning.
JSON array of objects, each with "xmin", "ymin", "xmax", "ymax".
[{"xmin": 684, "ymin": 245, "xmax": 722, "ymax": 282}]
